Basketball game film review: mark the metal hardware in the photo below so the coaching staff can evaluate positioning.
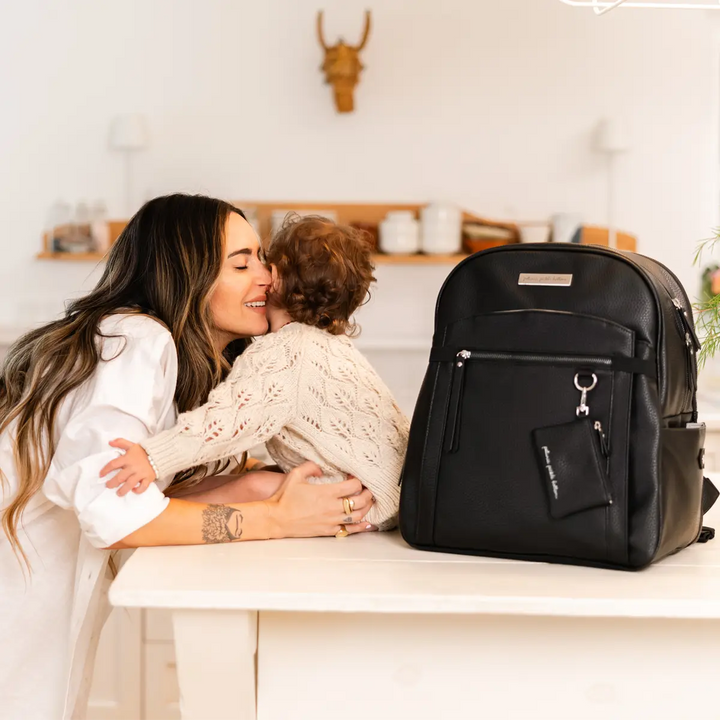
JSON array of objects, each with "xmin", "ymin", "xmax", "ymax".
[
  {"xmin": 518, "ymin": 273, "xmax": 573, "ymax": 287},
  {"xmin": 574, "ymin": 373, "xmax": 598, "ymax": 416},
  {"xmin": 593, "ymin": 420, "xmax": 613, "ymax": 493}
]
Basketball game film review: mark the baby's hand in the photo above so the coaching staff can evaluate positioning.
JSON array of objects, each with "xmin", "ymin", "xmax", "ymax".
[{"xmin": 101, "ymin": 438, "xmax": 157, "ymax": 497}]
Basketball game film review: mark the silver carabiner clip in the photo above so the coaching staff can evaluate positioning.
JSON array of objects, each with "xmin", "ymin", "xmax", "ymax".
[{"xmin": 574, "ymin": 372, "xmax": 598, "ymax": 417}]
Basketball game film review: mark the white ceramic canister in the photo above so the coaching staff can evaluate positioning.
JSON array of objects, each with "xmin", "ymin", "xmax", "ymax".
[
  {"xmin": 420, "ymin": 203, "xmax": 462, "ymax": 254},
  {"xmin": 379, "ymin": 211, "xmax": 420, "ymax": 254},
  {"xmin": 518, "ymin": 222, "xmax": 551, "ymax": 244}
]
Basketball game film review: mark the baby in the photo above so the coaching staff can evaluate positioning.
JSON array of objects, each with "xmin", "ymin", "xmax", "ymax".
[{"xmin": 101, "ymin": 215, "xmax": 409, "ymax": 530}]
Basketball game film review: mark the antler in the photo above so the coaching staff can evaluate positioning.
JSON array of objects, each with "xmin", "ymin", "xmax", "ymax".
[
  {"xmin": 355, "ymin": 10, "xmax": 371, "ymax": 51},
  {"xmin": 317, "ymin": 10, "xmax": 329, "ymax": 51}
]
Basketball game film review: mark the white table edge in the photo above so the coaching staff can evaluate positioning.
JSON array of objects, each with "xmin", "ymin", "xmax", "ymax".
[{"xmin": 108, "ymin": 587, "xmax": 720, "ymax": 620}]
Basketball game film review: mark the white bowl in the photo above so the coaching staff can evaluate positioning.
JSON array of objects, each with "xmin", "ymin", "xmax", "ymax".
[{"xmin": 379, "ymin": 218, "xmax": 420, "ymax": 254}]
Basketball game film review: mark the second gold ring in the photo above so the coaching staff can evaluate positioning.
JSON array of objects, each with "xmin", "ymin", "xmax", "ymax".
[{"xmin": 342, "ymin": 497, "xmax": 353, "ymax": 515}]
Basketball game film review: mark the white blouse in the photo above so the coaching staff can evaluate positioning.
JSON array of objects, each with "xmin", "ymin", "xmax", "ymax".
[{"xmin": 0, "ymin": 314, "xmax": 179, "ymax": 720}]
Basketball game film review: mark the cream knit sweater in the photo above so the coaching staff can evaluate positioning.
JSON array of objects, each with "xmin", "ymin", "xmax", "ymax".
[{"xmin": 141, "ymin": 323, "xmax": 409, "ymax": 529}]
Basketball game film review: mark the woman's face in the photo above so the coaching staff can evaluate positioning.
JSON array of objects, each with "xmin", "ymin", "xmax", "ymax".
[{"xmin": 209, "ymin": 212, "xmax": 271, "ymax": 349}]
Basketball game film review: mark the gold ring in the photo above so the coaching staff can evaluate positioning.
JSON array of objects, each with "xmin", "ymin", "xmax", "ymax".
[
  {"xmin": 335, "ymin": 525, "xmax": 349, "ymax": 538},
  {"xmin": 343, "ymin": 497, "xmax": 352, "ymax": 516},
  {"xmin": 348, "ymin": 498, "xmax": 355, "ymax": 511}
]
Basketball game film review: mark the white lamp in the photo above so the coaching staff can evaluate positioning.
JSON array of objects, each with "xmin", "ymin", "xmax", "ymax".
[
  {"xmin": 109, "ymin": 114, "xmax": 149, "ymax": 216},
  {"xmin": 595, "ymin": 117, "xmax": 630, "ymax": 250}
]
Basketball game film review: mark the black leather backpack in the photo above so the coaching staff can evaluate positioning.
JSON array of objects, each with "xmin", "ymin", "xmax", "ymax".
[{"xmin": 399, "ymin": 244, "xmax": 718, "ymax": 570}]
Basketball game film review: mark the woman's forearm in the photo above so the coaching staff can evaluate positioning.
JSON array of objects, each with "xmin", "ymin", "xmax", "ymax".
[
  {"xmin": 107, "ymin": 462, "xmax": 379, "ymax": 549},
  {"xmin": 107, "ymin": 497, "xmax": 276, "ymax": 548}
]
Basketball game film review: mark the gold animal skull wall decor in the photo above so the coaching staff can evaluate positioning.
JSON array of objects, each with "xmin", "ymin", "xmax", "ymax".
[{"xmin": 317, "ymin": 10, "xmax": 372, "ymax": 113}]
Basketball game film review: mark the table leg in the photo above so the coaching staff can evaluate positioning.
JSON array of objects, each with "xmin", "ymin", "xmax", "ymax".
[{"xmin": 171, "ymin": 609, "xmax": 257, "ymax": 720}]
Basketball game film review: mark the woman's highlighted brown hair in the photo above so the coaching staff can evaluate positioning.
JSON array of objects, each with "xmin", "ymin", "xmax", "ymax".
[
  {"xmin": 265, "ymin": 215, "xmax": 376, "ymax": 337},
  {"xmin": 1, "ymin": 194, "xmax": 247, "ymax": 570}
]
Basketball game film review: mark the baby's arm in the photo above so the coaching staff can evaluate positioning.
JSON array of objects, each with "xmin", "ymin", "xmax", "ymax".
[{"xmin": 101, "ymin": 336, "xmax": 303, "ymax": 494}]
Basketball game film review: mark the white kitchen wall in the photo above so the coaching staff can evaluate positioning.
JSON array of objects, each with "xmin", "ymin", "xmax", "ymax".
[{"xmin": 1, "ymin": 0, "xmax": 719, "ymax": 403}]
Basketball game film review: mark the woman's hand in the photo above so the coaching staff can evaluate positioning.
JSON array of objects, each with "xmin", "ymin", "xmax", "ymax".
[
  {"xmin": 100, "ymin": 438, "xmax": 157, "ymax": 496},
  {"xmin": 265, "ymin": 461, "xmax": 377, "ymax": 538}
]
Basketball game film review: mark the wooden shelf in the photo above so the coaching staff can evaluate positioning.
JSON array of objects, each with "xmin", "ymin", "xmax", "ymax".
[
  {"xmin": 373, "ymin": 253, "xmax": 468, "ymax": 265},
  {"xmin": 37, "ymin": 202, "xmax": 637, "ymax": 261},
  {"xmin": 37, "ymin": 202, "xmax": 513, "ymax": 263},
  {"xmin": 37, "ymin": 250, "xmax": 468, "ymax": 265}
]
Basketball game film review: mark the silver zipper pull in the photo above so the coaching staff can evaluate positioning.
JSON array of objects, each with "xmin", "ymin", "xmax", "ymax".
[
  {"xmin": 673, "ymin": 298, "xmax": 701, "ymax": 351},
  {"xmin": 594, "ymin": 421, "xmax": 612, "ymax": 493},
  {"xmin": 447, "ymin": 350, "xmax": 471, "ymax": 454},
  {"xmin": 594, "ymin": 421, "xmax": 609, "ymax": 456}
]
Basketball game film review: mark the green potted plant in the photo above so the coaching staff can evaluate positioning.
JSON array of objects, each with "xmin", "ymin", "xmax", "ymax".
[{"xmin": 694, "ymin": 234, "xmax": 720, "ymax": 367}]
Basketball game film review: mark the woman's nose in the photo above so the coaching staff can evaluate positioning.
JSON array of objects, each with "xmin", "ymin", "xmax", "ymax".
[{"xmin": 255, "ymin": 262, "xmax": 272, "ymax": 287}]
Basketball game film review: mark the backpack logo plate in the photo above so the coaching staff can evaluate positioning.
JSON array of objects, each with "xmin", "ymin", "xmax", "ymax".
[{"xmin": 518, "ymin": 273, "xmax": 573, "ymax": 287}]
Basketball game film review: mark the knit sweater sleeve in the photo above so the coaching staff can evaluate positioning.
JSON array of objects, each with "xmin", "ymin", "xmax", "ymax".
[{"xmin": 140, "ymin": 332, "xmax": 303, "ymax": 478}]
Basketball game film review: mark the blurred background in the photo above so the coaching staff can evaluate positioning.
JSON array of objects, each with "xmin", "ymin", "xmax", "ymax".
[
  {"xmin": 3, "ymin": 3, "xmax": 720, "ymax": 713},
  {"xmin": 3, "ymin": 0, "xmax": 720, "ymax": 413},
  {"xmin": 3, "ymin": 1, "xmax": 720, "ymax": 407}
]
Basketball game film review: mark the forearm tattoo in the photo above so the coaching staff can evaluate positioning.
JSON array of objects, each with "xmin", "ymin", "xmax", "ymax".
[{"xmin": 201, "ymin": 504, "xmax": 244, "ymax": 543}]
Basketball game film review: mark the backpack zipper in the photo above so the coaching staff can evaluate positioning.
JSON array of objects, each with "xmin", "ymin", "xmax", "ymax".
[
  {"xmin": 594, "ymin": 420, "xmax": 611, "ymax": 476},
  {"xmin": 446, "ymin": 350, "xmax": 470, "ymax": 453},
  {"xmin": 640, "ymin": 253, "xmax": 698, "ymax": 415},
  {"xmin": 451, "ymin": 349, "xmax": 613, "ymax": 367},
  {"xmin": 671, "ymin": 298, "xmax": 700, "ymax": 410},
  {"xmin": 446, "ymin": 349, "xmax": 612, "ymax": 454},
  {"xmin": 671, "ymin": 298, "xmax": 701, "ymax": 351}
]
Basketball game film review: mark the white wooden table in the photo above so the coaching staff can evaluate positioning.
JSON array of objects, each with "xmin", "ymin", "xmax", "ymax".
[{"xmin": 110, "ymin": 494, "xmax": 720, "ymax": 720}]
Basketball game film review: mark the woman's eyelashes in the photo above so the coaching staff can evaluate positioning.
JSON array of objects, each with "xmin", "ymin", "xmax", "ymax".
[{"xmin": 234, "ymin": 249, "xmax": 264, "ymax": 272}]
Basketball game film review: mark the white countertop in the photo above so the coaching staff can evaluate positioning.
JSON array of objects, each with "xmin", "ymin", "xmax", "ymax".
[{"xmin": 110, "ymin": 486, "xmax": 720, "ymax": 620}]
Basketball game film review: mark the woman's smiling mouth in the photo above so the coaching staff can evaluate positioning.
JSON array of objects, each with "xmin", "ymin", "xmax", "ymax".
[{"xmin": 244, "ymin": 297, "xmax": 267, "ymax": 313}]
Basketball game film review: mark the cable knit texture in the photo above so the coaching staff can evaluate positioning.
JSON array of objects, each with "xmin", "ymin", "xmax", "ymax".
[{"xmin": 141, "ymin": 323, "xmax": 409, "ymax": 529}]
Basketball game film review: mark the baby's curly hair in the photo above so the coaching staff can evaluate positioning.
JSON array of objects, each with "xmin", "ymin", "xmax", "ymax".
[{"xmin": 264, "ymin": 215, "xmax": 376, "ymax": 337}]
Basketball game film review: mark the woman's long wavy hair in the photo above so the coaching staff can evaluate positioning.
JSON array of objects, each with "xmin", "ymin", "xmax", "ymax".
[{"xmin": 1, "ymin": 193, "xmax": 248, "ymax": 569}]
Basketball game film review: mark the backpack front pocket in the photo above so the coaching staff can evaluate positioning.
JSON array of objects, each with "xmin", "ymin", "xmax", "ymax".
[{"xmin": 433, "ymin": 349, "xmax": 632, "ymax": 565}]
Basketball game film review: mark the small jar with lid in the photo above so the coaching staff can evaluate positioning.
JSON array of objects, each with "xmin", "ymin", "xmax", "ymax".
[{"xmin": 379, "ymin": 211, "xmax": 420, "ymax": 254}]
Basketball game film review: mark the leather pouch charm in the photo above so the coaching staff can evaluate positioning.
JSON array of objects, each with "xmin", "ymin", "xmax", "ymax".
[{"xmin": 532, "ymin": 418, "xmax": 612, "ymax": 519}]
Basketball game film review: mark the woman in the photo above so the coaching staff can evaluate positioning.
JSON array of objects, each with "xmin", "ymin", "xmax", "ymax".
[{"xmin": 0, "ymin": 194, "xmax": 376, "ymax": 720}]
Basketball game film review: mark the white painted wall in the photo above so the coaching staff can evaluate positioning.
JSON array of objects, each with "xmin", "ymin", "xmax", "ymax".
[{"xmin": 0, "ymin": 0, "xmax": 718, "ymax": 370}]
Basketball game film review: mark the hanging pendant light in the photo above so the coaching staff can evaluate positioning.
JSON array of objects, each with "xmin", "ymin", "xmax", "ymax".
[{"xmin": 560, "ymin": 0, "xmax": 720, "ymax": 15}]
